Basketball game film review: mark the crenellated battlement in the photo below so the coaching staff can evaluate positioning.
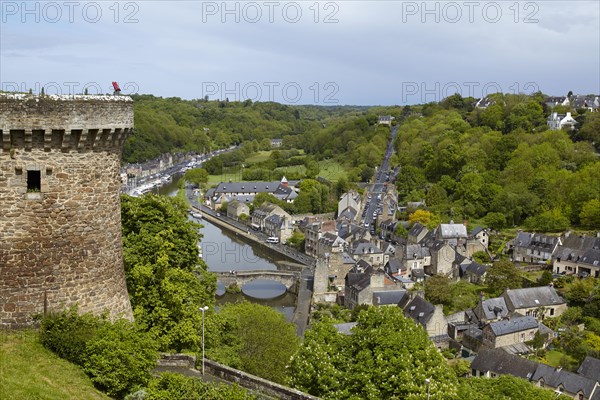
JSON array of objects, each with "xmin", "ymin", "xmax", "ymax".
[{"xmin": 0, "ymin": 93, "xmax": 133, "ymax": 153}]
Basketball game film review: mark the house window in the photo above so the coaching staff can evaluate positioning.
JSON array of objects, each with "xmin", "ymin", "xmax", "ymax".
[
  {"xmin": 550, "ymin": 308, "xmax": 554, "ymax": 316},
  {"xmin": 27, "ymin": 170, "xmax": 41, "ymax": 192},
  {"xmin": 520, "ymin": 333, "xmax": 525, "ymax": 342}
]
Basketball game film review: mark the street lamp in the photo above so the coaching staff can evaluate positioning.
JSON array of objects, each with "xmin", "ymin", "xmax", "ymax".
[
  {"xmin": 199, "ymin": 306, "xmax": 209, "ymax": 375},
  {"xmin": 425, "ymin": 378, "xmax": 431, "ymax": 400}
]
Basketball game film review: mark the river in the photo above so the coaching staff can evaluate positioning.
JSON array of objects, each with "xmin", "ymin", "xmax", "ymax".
[{"xmin": 156, "ymin": 176, "xmax": 296, "ymax": 321}]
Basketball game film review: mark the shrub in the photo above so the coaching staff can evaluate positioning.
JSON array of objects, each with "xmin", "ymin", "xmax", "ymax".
[
  {"xmin": 83, "ymin": 319, "xmax": 159, "ymax": 398},
  {"xmin": 40, "ymin": 309, "xmax": 159, "ymax": 399},
  {"xmin": 142, "ymin": 373, "xmax": 255, "ymax": 400},
  {"xmin": 39, "ymin": 307, "xmax": 102, "ymax": 366}
]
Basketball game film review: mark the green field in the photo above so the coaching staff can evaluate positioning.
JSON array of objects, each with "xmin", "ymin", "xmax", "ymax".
[
  {"xmin": 276, "ymin": 160, "xmax": 347, "ymax": 182},
  {"xmin": 208, "ymin": 159, "xmax": 347, "ymax": 185},
  {"xmin": 245, "ymin": 151, "xmax": 274, "ymax": 163},
  {"xmin": 207, "ymin": 172, "xmax": 244, "ymax": 185},
  {"xmin": 0, "ymin": 330, "xmax": 110, "ymax": 400},
  {"xmin": 245, "ymin": 149, "xmax": 306, "ymax": 164}
]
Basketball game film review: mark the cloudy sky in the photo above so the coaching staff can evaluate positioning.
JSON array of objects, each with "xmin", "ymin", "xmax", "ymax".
[{"xmin": 1, "ymin": 1, "xmax": 598, "ymax": 104}]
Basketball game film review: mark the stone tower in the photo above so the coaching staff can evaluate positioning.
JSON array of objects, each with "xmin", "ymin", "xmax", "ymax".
[{"xmin": 0, "ymin": 93, "xmax": 134, "ymax": 328}]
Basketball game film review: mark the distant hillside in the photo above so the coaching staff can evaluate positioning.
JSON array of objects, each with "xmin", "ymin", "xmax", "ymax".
[{"xmin": 123, "ymin": 95, "xmax": 373, "ymax": 163}]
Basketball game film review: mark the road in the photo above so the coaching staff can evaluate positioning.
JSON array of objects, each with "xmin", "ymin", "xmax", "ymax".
[{"xmin": 361, "ymin": 125, "xmax": 398, "ymax": 231}]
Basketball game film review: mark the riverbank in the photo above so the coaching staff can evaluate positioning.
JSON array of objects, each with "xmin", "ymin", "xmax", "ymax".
[{"xmin": 191, "ymin": 201, "xmax": 313, "ymax": 336}]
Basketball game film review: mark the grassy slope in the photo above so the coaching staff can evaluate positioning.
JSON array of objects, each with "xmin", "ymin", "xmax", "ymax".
[{"xmin": 0, "ymin": 330, "xmax": 110, "ymax": 400}]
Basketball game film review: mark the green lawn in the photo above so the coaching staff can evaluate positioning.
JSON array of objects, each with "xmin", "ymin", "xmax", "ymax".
[
  {"xmin": 0, "ymin": 330, "xmax": 110, "ymax": 400},
  {"xmin": 531, "ymin": 350, "xmax": 575, "ymax": 368},
  {"xmin": 207, "ymin": 172, "xmax": 243, "ymax": 184},
  {"xmin": 245, "ymin": 151, "xmax": 273, "ymax": 164},
  {"xmin": 275, "ymin": 160, "xmax": 347, "ymax": 182}
]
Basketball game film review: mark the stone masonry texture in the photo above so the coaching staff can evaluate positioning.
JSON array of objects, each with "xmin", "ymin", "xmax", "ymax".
[{"xmin": 0, "ymin": 93, "xmax": 134, "ymax": 328}]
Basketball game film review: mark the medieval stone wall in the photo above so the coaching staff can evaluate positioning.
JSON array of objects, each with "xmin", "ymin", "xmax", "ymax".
[{"xmin": 0, "ymin": 93, "xmax": 134, "ymax": 327}]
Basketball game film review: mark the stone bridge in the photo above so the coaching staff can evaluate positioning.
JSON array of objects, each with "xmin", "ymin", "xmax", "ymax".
[{"xmin": 216, "ymin": 270, "xmax": 300, "ymax": 294}]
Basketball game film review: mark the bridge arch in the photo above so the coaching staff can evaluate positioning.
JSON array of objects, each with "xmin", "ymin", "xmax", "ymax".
[{"xmin": 216, "ymin": 270, "xmax": 300, "ymax": 295}]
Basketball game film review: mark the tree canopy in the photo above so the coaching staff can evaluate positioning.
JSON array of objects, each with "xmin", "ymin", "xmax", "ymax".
[
  {"xmin": 206, "ymin": 302, "xmax": 299, "ymax": 384},
  {"xmin": 120, "ymin": 194, "xmax": 216, "ymax": 352},
  {"xmin": 288, "ymin": 307, "xmax": 458, "ymax": 399}
]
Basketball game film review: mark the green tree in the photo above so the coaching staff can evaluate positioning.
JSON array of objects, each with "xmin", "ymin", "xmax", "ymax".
[
  {"xmin": 121, "ymin": 195, "xmax": 216, "ymax": 352},
  {"xmin": 537, "ymin": 270, "xmax": 554, "ymax": 286},
  {"xmin": 304, "ymin": 157, "xmax": 320, "ymax": 179},
  {"xmin": 394, "ymin": 223, "xmax": 408, "ymax": 238},
  {"xmin": 472, "ymin": 251, "xmax": 490, "ymax": 264},
  {"xmin": 209, "ymin": 302, "xmax": 299, "ymax": 384},
  {"xmin": 183, "ymin": 168, "xmax": 209, "ymax": 188},
  {"xmin": 482, "ymin": 212, "xmax": 506, "ymax": 230},
  {"xmin": 524, "ymin": 208, "xmax": 570, "ymax": 232},
  {"xmin": 288, "ymin": 307, "xmax": 458, "ymax": 399},
  {"xmin": 458, "ymin": 375, "xmax": 571, "ymax": 400},
  {"xmin": 425, "ymin": 183, "xmax": 448, "ymax": 208},
  {"xmin": 580, "ymin": 198, "xmax": 600, "ymax": 229},
  {"xmin": 563, "ymin": 277, "xmax": 597, "ymax": 307},
  {"xmin": 287, "ymin": 230, "xmax": 305, "ymax": 252},
  {"xmin": 424, "ymin": 275, "xmax": 452, "ymax": 306},
  {"xmin": 577, "ymin": 112, "xmax": 600, "ymax": 150},
  {"xmin": 83, "ymin": 319, "xmax": 159, "ymax": 398},
  {"xmin": 485, "ymin": 260, "xmax": 522, "ymax": 295}
]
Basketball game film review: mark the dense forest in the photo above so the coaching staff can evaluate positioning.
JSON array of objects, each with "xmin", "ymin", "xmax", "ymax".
[
  {"xmin": 123, "ymin": 95, "xmax": 369, "ymax": 163},
  {"xmin": 390, "ymin": 93, "xmax": 600, "ymax": 231}
]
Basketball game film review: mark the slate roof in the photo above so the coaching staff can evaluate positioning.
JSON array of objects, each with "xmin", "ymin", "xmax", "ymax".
[
  {"xmin": 391, "ymin": 276, "xmax": 415, "ymax": 286},
  {"xmin": 228, "ymin": 200, "xmax": 249, "ymax": 211},
  {"xmin": 345, "ymin": 272, "xmax": 370, "ymax": 293},
  {"xmin": 554, "ymin": 235, "xmax": 600, "ymax": 268},
  {"xmin": 479, "ymin": 297, "xmax": 510, "ymax": 320},
  {"xmin": 471, "ymin": 348, "xmax": 539, "ymax": 380},
  {"xmin": 337, "ymin": 222, "xmax": 362, "ymax": 240},
  {"xmin": 319, "ymin": 232, "xmax": 346, "ymax": 250},
  {"xmin": 504, "ymin": 286, "xmax": 565, "ymax": 310},
  {"xmin": 214, "ymin": 180, "xmax": 297, "ymax": 201},
  {"xmin": 373, "ymin": 290, "xmax": 407, "ymax": 306},
  {"xmin": 341, "ymin": 252, "xmax": 356, "ymax": 265},
  {"xmin": 404, "ymin": 244, "xmax": 430, "ymax": 260},
  {"xmin": 488, "ymin": 315, "xmax": 538, "ymax": 336},
  {"xmin": 439, "ymin": 223, "xmax": 467, "ymax": 239},
  {"xmin": 571, "ymin": 95, "xmax": 600, "ymax": 110},
  {"xmin": 338, "ymin": 206, "xmax": 358, "ymax": 221},
  {"xmin": 533, "ymin": 364, "xmax": 599, "ymax": 397},
  {"xmin": 253, "ymin": 202, "xmax": 279, "ymax": 216},
  {"xmin": 514, "ymin": 232, "xmax": 560, "ymax": 252},
  {"xmin": 408, "ymin": 223, "xmax": 427, "ymax": 239},
  {"xmin": 403, "ymin": 296, "xmax": 435, "ymax": 325},
  {"xmin": 578, "ymin": 356, "xmax": 600, "ymax": 381},
  {"xmin": 351, "ymin": 240, "xmax": 383, "ymax": 255},
  {"xmin": 265, "ymin": 214, "xmax": 284, "ymax": 228},
  {"xmin": 385, "ymin": 258, "xmax": 404, "ymax": 274},
  {"xmin": 471, "ymin": 227, "xmax": 485, "ymax": 237},
  {"xmin": 465, "ymin": 261, "xmax": 488, "ymax": 277},
  {"xmin": 411, "ymin": 268, "xmax": 425, "ymax": 278}
]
